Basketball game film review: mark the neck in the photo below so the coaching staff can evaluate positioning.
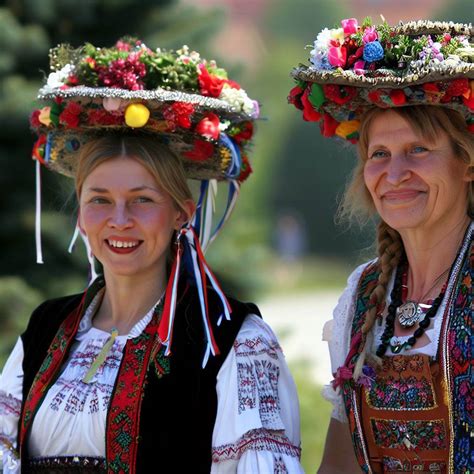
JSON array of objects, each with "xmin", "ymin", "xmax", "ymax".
[
  {"xmin": 95, "ymin": 266, "xmax": 168, "ymax": 334},
  {"xmin": 399, "ymin": 215, "xmax": 471, "ymax": 300}
]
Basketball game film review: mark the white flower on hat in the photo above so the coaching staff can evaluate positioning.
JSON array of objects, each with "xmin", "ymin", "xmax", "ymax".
[
  {"xmin": 219, "ymin": 86, "xmax": 255, "ymax": 115},
  {"xmin": 310, "ymin": 28, "xmax": 334, "ymax": 70},
  {"xmin": 42, "ymin": 64, "xmax": 75, "ymax": 94}
]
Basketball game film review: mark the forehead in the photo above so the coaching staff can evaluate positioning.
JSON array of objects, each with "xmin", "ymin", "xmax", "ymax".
[
  {"xmin": 83, "ymin": 156, "xmax": 157, "ymax": 188},
  {"xmin": 367, "ymin": 110, "xmax": 421, "ymax": 145}
]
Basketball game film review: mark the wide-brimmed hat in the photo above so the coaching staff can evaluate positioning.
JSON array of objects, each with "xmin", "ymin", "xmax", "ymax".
[
  {"xmin": 289, "ymin": 19, "xmax": 474, "ymax": 142},
  {"xmin": 31, "ymin": 38, "xmax": 258, "ymax": 181}
]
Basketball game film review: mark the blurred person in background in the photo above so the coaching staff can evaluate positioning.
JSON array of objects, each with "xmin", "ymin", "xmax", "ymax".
[
  {"xmin": 0, "ymin": 39, "xmax": 303, "ymax": 473},
  {"xmin": 289, "ymin": 17, "xmax": 473, "ymax": 473}
]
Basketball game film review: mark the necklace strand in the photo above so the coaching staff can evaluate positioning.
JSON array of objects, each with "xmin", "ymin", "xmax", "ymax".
[{"xmin": 376, "ymin": 260, "xmax": 447, "ymax": 357}]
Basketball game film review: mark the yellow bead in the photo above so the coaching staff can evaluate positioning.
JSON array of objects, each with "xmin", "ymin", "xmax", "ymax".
[{"xmin": 125, "ymin": 103, "xmax": 150, "ymax": 128}]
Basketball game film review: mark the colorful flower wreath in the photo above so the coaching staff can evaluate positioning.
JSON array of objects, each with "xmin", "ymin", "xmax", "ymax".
[
  {"xmin": 31, "ymin": 38, "xmax": 259, "ymax": 182},
  {"xmin": 289, "ymin": 18, "xmax": 474, "ymax": 142}
]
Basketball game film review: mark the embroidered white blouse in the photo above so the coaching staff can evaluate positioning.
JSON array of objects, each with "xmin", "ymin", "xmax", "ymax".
[{"xmin": 0, "ymin": 295, "xmax": 303, "ymax": 473}]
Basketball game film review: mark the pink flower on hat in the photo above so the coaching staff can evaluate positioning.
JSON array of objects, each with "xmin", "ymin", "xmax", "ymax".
[
  {"xmin": 341, "ymin": 18, "xmax": 358, "ymax": 35},
  {"xmin": 328, "ymin": 46, "xmax": 347, "ymax": 68},
  {"xmin": 363, "ymin": 26, "xmax": 378, "ymax": 43}
]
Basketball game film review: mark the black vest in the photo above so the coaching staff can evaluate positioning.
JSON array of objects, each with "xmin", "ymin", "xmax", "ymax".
[{"xmin": 20, "ymin": 283, "xmax": 259, "ymax": 473}]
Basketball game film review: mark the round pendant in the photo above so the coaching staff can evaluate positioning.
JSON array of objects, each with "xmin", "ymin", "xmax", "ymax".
[{"xmin": 396, "ymin": 301, "xmax": 422, "ymax": 328}]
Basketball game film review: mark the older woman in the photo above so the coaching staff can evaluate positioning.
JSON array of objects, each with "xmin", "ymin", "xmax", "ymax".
[
  {"xmin": 289, "ymin": 18, "xmax": 473, "ymax": 473},
  {"xmin": 0, "ymin": 39, "xmax": 303, "ymax": 473}
]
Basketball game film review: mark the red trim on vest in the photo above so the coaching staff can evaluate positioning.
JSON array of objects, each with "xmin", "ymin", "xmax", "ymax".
[
  {"xmin": 106, "ymin": 313, "xmax": 161, "ymax": 474},
  {"xmin": 19, "ymin": 292, "xmax": 87, "ymax": 450}
]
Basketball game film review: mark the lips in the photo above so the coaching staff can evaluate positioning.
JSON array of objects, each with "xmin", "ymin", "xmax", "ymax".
[{"xmin": 381, "ymin": 189, "xmax": 425, "ymax": 202}]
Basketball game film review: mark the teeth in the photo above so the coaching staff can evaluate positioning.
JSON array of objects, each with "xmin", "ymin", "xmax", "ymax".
[{"xmin": 108, "ymin": 240, "xmax": 139, "ymax": 248}]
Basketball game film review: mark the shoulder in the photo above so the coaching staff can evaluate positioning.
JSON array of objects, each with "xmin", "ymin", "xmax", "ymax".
[
  {"xmin": 22, "ymin": 293, "xmax": 84, "ymax": 341},
  {"xmin": 232, "ymin": 314, "xmax": 281, "ymax": 359}
]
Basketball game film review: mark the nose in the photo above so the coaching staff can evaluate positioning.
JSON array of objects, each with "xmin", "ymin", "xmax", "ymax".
[
  {"xmin": 107, "ymin": 203, "xmax": 133, "ymax": 229},
  {"xmin": 385, "ymin": 154, "xmax": 411, "ymax": 186}
]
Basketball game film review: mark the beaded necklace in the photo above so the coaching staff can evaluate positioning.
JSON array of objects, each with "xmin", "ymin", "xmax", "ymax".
[{"xmin": 376, "ymin": 261, "xmax": 447, "ymax": 357}]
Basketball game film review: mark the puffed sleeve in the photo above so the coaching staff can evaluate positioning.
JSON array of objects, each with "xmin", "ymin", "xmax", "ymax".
[
  {"xmin": 211, "ymin": 314, "xmax": 303, "ymax": 474},
  {"xmin": 321, "ymin": 262, "xmax": 370, "ymax": 423},
  {"xmin": 0, "ymin": 337, "xmax": 24, "ymax": 474}
]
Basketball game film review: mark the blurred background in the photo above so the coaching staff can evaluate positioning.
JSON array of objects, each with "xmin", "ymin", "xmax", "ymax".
[{"xmin": 0, "ymin": 0, "xmax": 472, "ymax": 470}]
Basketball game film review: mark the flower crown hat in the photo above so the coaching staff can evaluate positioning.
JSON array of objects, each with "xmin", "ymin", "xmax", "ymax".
[
  {"xmin": 30, "ymin": 38, "xmax": 260, "ymax": 365},
  {"xmin": 289, "ymin": 18, "xmax": 474, "ymax": 142}
]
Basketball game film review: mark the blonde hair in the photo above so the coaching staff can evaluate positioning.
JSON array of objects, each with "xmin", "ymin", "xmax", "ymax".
[
  {"xmin": 339, "ymin": 106, "xmax": 474, "ymax": 375},
  {"xmin": 75, "ymin": 134, "xmax": 193, "ymax": 219}
]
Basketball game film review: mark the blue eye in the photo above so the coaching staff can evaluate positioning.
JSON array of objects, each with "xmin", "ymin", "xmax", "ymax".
[
  {"xmin": 134, "ymin": 196, "xmax": 153, "ymax": 203},
  {"xmin": 90, "ymin": 197, "xmax": 109, "ymax": 204},
  {"xmin": 410, "ymin": 146, "xmax": 428, "ymax": 154},
  {"xmin": 370, "ymin": 150, "xmax": 389, "ymax": 159}
]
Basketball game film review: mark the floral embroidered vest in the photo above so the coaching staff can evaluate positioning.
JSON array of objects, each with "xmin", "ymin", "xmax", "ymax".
[
  {"xmin": 18, "ymin": 278, "xmax": 258, "ymax": 473},
  {"xmin": 341, "ymin": 232, "xmax": 473, "ymax": 473}
]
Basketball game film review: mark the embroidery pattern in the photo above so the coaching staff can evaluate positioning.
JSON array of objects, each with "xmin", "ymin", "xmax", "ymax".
[
  {"xmin": 371, "ymin": 418, "xmax": 447, "ymax": 450},
  {"xmin": 236, "ymin": 358, "xmax": 281, "ymax": 427},
  {"xmin": 237, "ymin": 363, "xmax": 257, "ymax": 413},
  {"xmin": 106, "ymin": 313, "xmax": 161, "ymax": 474},
  {"xmin": 273, "ymin": 454, "xmax": 289, "ymax": 474},
  {"xmin": 447, "ymin": 243, "xmax": 473, "ymax": 470},
  {"xmin": 365, "ymin": 356, "xmax": 437, "ymax": 411},
  {"xmin": 234, "ymin": 335, "xmax": 281, "ymax": 360},
  {"xmin": 255, "ymin": 359, "xmax": 280, "ymax": 427},
  {"xmin": 0, "ymin": 390, "xmax": 21, "ymax": 416},
  {"xmin": 382, "ymin": 456, "xmax": 446, "ymax": 472},
  {"xmin": 211, "ymin": 428, "xmax": 301, "ymax": 462},
  {"xmin": 49, "ymin": 379, "xmax": 113, "ymax": 414}
]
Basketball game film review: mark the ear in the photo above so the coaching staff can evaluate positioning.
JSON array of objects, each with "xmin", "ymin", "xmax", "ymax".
[
  {"xmin": 175, "ymin": 199, "xmax": 196, "ymax": 229},
  {"xmin": 463, "ymin": 165, "xmax": 474, "ymax": 183}
]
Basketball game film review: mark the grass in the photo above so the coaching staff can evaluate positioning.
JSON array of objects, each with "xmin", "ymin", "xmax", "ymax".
[{"xmin": 291, "ymin": 361, "xmax": 332, "ymax": 473}]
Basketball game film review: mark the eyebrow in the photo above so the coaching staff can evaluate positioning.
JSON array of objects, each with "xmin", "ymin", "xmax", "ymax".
[{"xmin": 85, "ymin": 185, "xmax": 161, "ymax": 194}]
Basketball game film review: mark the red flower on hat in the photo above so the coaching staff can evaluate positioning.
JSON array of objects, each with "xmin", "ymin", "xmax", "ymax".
[
  {"xmin": 441, "ymin": 78, "xmax": 470, "ymax": 103},
  {"xmin": 323, "ymin": 84, "xmax": 357, "ymax": 105},
  {"xmin": 59, "ymin": 101, "xmax": 82, "ymax": 128},
  {"xmin": 288, "ymin": 85, "xmax": 304, "ymax": 110},
  {"xmin": 238, "ymin": 155, "xmax": 252, "ymax": 182},
  {"xmin": 30, "ymin": 109, "xmax": 41, "ymax": 128},
  {"xmin": 367, "ymin": 90, "xmax": 381, "ymax": 103},
  {"xmin": 163, "ymin": 102, "xmax": 195, "ymax": 130},
  {"xmin": 87, "ymin": 109, "xmax": 123, "ymax": 126},
  {"xmin": 196, "ymin": 113, "xmax": 220, "ymax": 140},
  {"xmin": 198, "ymin": 64, "xmax": 226, "ymax": 98},
  {"xmin": 300, "ymin": 89, "xmax": 321, "ymax": 122},
  {"xmin": 322, "ymin": 113, "xmax": 339, "ymax": 137},
  {"xmin": 183, "ymin": 139, "xmax": 215, "ymax": 161},
  {"xmin": 390, "ymin": 89, "xmax": 406, "ymax": 106},
  {"xmin": 232, "ymin": 121, "xmax": 254, "ymax": 144}
]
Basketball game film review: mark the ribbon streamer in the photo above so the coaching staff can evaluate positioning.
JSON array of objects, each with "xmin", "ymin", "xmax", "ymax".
[
  {"xmin": 35, "ymin": 160, "xmax": 44, "ymax": 264},
  {"xmin": 157, "ymin": 226, "xmax": 232, "ymax": 366}
]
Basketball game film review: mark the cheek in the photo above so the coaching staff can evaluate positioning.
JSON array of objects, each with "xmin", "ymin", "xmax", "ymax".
[
  {"xmin": 363, "ymin": 162, "xmax": 379, "ymax": 195},
  {"xmin": 80, "ymin": 207, "xmax": 109, "ymax": 233}
]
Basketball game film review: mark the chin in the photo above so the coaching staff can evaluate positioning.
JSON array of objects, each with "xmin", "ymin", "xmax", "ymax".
[{"xmin": 379, "ymin": 211, "xmax": 427, "ymax": 232}]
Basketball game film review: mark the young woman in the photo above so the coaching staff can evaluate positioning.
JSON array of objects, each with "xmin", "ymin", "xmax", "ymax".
[{"xmin": 0, "ymin": 40, "xmax": 303, "ymax": 473}]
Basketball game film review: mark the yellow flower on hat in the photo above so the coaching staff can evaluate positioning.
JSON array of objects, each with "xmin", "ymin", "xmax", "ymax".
[
  {"xmin": 38, "ymin": 107, "xmax": 52, "ymax": 126},
  {"xmin": 335, "ymin": 120, "xmax": 360, "ymax": 138},
  {"xmin": 125, "ymin": 103, "xmax": 150, "ymax": 128},
  {"xmin": 330, "ymin": 28, "xmax": 345, "ymax": 44}
]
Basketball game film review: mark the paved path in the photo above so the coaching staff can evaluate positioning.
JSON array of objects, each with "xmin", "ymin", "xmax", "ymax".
[{"xmin": 257, "ymin": 290, "xmax": 341, "ymax": 385}]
